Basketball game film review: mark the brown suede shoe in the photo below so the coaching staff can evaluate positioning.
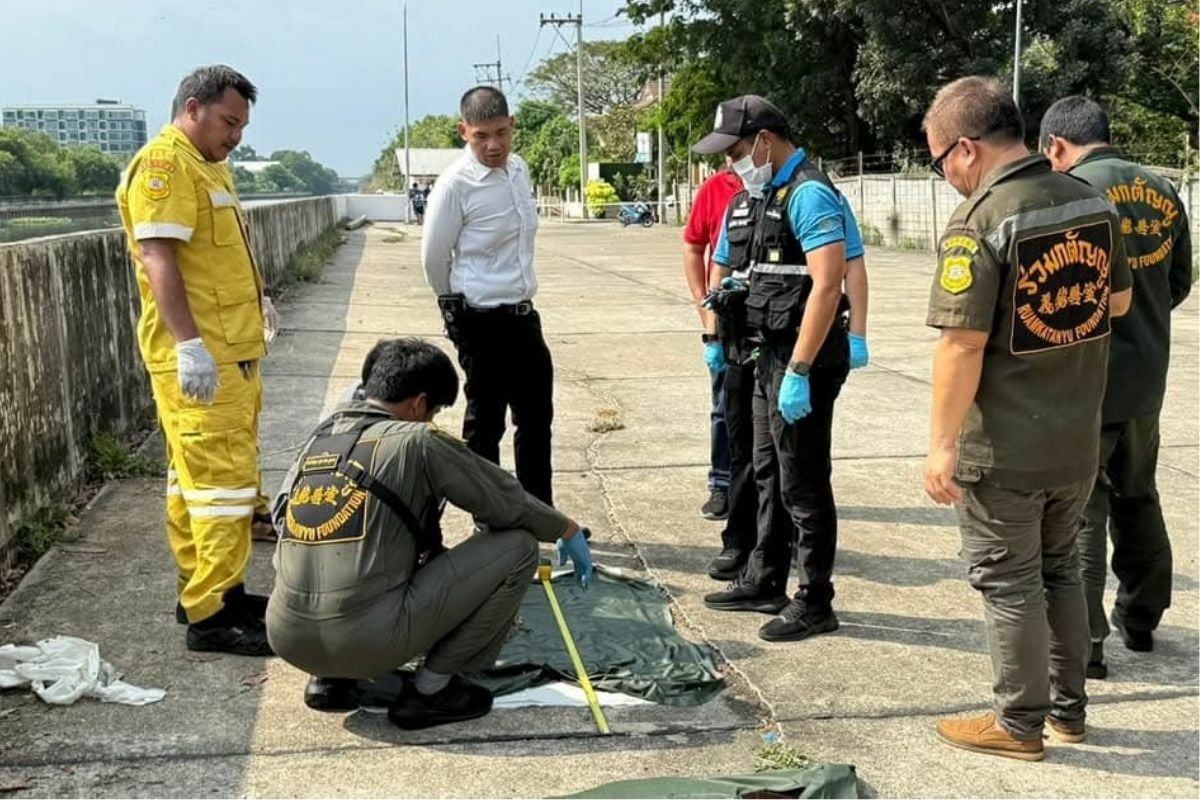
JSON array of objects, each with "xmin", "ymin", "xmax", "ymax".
[
  {"xmin": 936, "ymin": 712, "xmax": 1045, "ymax": 761},
  {"xmin": 1045, "ymin": 716, "xmax": 1087, "ymax": 744}
]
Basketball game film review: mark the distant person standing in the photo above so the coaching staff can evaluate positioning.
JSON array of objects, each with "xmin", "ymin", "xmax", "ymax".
[
  {"xmin": 409, "ymin": 181, "xmax": 426, "ymax": 224},
  {"xmin": 421, "ymin": 86, "xmax": 555, "ymax": 505}
]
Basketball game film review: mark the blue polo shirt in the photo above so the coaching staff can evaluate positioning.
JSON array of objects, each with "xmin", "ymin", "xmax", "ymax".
[{"xmin": 713, "ymin": 148, "xmax": 864, "ymax": 267}]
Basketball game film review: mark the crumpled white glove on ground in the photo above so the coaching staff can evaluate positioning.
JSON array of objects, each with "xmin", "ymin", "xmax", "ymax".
[{"xmin": 0, "ymin": 636, "xmax": 165, "ymax": 706}]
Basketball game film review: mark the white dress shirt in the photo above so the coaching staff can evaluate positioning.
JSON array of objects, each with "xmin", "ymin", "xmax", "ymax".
[{"xmin": 420, "ymin": 148, "xmax": 540, "ymax": 308}]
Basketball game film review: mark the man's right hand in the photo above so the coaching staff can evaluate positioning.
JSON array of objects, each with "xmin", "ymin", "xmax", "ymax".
[
  {"xmin": 557, "ymin": 527, "xmax": 595, "ymax": 589},
  {"xmin": 176, "ymin": 337, "xmax": 219, "ymax": 403},
  {"xmin": 704, "ymin": 341, "xmax": 726, "ymax": 373}
]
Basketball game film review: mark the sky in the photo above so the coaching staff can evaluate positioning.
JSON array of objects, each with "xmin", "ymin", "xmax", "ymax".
[{"xmin": 1, "ymin": 0, "xmax": 640, "ymax": 176}]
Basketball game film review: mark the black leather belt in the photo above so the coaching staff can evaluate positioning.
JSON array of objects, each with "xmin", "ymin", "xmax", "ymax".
[{"xmin": 467, "ymin": 300, "xmax": 534, "ymax": 316}]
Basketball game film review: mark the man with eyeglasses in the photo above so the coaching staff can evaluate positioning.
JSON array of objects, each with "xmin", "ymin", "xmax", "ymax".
[{"xmin": 921, "ymin": 77, "xmax": 1132, "ymax": 761}]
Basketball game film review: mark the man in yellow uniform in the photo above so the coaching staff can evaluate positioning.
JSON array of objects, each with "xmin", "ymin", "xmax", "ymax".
[{"xmin": 116, "ymin": 65, "xmax": 277, "ymax": 656}]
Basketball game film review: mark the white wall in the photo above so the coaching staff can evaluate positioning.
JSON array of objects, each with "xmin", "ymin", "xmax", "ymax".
[{"xmin": 336, "ymin": 194, "xmax": 406, "ymax": 221}]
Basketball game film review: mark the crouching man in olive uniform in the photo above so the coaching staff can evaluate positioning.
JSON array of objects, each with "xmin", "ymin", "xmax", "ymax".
[{"xmin": 266, "ymin": 338, "xmax": 594, "ymax": 730}]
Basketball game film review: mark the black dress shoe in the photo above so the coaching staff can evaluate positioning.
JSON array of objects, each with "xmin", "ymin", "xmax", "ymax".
[
  {"xmin": 176, "ymin": 584, "xmax": 268, "ymax": 627},
  {"xmin": 387, "ymin": 675, "xmax": 494, "ymax": 730},
  {"xmin": 1112, "ymin": 612, "xmax": 1153, "ymax": 652},
  {"xmin": 304, "ymin": 676, "xmax": 360, "ymax": 711},
  {"xmin": 703, "ymin": 581, "xmax": 787, "ymax": 614},
  {"xmin": 700, "ymin": 489, "xmax": 730, "ymax": 521},
  {"xmin": 186, "ymin": 606, "xmax": 274, "ymax": 657},
  {"xmin": 707, "ymin": 548, "xmax": 747, "ymax": 581},
  {"xmin": 759, "ymin": 601, "xmax": 839, "ymax": 642}
]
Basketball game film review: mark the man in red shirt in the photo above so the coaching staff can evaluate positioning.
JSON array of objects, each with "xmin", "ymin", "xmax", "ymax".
[{"xmin": 684, "ymin": 167, "xmax": 757, "ymax": 576}]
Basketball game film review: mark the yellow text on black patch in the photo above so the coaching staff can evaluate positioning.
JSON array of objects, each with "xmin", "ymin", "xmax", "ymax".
[
  {"xmin": 283, "ymin": 439, "xmax": 378, "ymax": 545},
  {"xmin": 1011, "ymin": 220, "xmax": 1113, "ymax": 355}
]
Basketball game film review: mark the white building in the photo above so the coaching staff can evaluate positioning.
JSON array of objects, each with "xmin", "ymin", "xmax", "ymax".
[
  {"xmin": 392, "ymin": 148, "xmax": 463, "ymax": 187},
  {"xmin": 1, "ymin": 100, "xmax": 147, "ymax": 157}
]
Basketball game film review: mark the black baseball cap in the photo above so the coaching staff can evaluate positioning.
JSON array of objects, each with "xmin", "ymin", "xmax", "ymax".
[{"xmin": 692, "ymin": 95, "xmax": 790, "ymax": 155}]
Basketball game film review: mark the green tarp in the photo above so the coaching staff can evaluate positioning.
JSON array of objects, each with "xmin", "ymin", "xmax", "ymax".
[
  {"xmin": 559, "ymin": 765, "xmax": 859, "ymax": 799},
  {"xmin": 358, "ymin": 567, "xmax": 725, "ymax": 707}
]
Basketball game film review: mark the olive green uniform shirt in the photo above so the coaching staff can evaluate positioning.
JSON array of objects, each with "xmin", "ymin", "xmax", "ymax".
[
  {"xmin": 1069, "ymin": 146, "xmax": 1193, "ymax": 423},
  {"xmin": 272, "ymin": 402, "xmax": 570, "ymax": 621},
  {"xmin": 926, "ymin": 154, "xmax": 1133, "ymax": 490}
]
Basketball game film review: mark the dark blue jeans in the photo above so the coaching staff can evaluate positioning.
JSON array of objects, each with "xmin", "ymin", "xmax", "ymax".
[{"xmin": 709, "ymin": 367, "xmax": 732, "ymax": 490}]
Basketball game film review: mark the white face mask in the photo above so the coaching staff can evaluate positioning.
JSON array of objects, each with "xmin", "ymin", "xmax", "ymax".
[{"xmin": 731, "ymin": 134, "xmax": 773, "ymax": 197}]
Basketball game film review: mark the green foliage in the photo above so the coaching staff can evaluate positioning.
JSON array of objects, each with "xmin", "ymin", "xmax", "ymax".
[
  {"xmin": 526, "ymin": 40, "xmax": 645, "ymax": 115},
  {"xmin": 64, "ymin": 146, "xmax": 121, "ymax": 194},
  {"xmin": 364, "ymin": 114, "xmax": 466, "ymax": 192},
  {"xmin": 229, "ymin": 144, "xmax": 261, "ymax": 161},
  {"xmin": 270, "ymin": 150, "xmax": 340, "ymax": 195},
  {"xmin": 87, "ymin": 430, "xmax": 160, "ymax": 482},
  {"xmin": 0, "ymin": 128, "xmax": 122, "ymax": 198},
  {"xmin": 12, "ymin": 504, "xmax": 76, "ymax": 564},
  {"xmin": 858, "ymin": 220, "xmax": 885, "ymax": 247},
  {"xmin": 282, "ymin": 225, "xmax": 345, "ymax": 285},
  {"xmin": 585, "ymin": 179, "xmax": 620, "ymax": 217},
  {"xmin": 754, "ymin": 742, "xmax": 810, "ymax": 772},
  {"xmin": 231, "ymin": 165, "xmax": 257, "ymax": 195}
]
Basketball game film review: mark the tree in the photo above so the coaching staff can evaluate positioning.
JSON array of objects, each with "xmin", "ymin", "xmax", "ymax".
[
  {"xmin": 526, "ymin": 40, "xmax": 645, "ymax": 115},
  {"xmin": 0, "ymin": 129, "xmax": 77, "ymax": 198},
  {"xmin": 255, "ymin": 163, "xmax": 304, "ymax": 193},
  {"xmin": 364, "ymin": 113, "xmax": 466, "ymax": 191},
  {"xmin": 270, "ymin": 150, "xmax": 339, "ymax": 195},
  {"xmin": 65, "ymin": 146, "xmax": 121, "ymax": 194},
  {"xmin": 590, "ymin": 104, "xmax": 644, "ymax": 161},
  {"xmin": 229, "ymin": 144, "xmax": 261, "ymax": 161},
  {"xmin": 231, "ymin": 165, "xmax": 257, "ymax": 195}
]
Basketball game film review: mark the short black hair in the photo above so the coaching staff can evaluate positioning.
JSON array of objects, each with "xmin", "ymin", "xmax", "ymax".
[
  {"xmin": 1039, "ymin": 96, "xmax": 1110, "ymax": 151},
  {"xmin": 923, "ymin": 76, "xmax": 1024, "ymax": 146},
  {"xmin": 362, "ymin": 338, "xmax": 458, "ymax": 408},
  {"xmin": 460, "ymin": 86, "xmax": 509, "ymax": 125},
  {"xmin": 172, "ymin": 65, "xmax": 257, "ymax": 118}
]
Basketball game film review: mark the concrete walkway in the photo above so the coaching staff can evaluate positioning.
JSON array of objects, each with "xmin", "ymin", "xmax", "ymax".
[{"xmin": 1, "ymin": 223, "xmax": 1196, "ymax": 797}]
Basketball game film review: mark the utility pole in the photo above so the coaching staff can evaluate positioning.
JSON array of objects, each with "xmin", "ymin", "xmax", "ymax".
[
  {"xmin": 540, "ymin": 6, "xmax": 587, "ymax": 218},
  {"xmin": 1012, "ymin": 0, "xmax": 1023, "ymax": 105},
  {"xmin": 473, "ymin": 39, "xmax": 509, "ymax": 90},
  {"xmin": 403, "ymin": 0, "xmax": 411, "ymax": 223},
  {"xmin": 656, "ymin": 6, "xmax": 666, "ymax": 224}
]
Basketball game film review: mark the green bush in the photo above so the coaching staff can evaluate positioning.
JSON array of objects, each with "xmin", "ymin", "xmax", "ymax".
[{"xmin": 585, "ymin": 179, "xmax": 620, "ymax": 218}]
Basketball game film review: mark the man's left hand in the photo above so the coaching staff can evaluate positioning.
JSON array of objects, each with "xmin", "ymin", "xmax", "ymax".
[
  {"xmin": 848, "ymin": 333, "xmax": 869, "ymax": 369},
  {"xmin": 778, "ymin": 372, "xmax": 812, "ymax": 424}
]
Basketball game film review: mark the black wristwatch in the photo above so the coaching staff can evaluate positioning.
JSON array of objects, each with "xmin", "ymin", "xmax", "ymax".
[
  {"xmin": 701, "ymin": 333, "xmax": 719, "ymax": 344},
  {"xmin": 786, "ymin": 360, "xmax": 811, "ymax": 376}
]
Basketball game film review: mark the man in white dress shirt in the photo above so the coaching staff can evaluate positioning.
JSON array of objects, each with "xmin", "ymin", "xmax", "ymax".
[{"xmin": 421, "ymin": 86, "xmax": 555, "ymax": 505}]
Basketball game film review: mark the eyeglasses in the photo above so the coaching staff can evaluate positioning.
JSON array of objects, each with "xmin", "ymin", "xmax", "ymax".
[{"xmin": 931, "ymin": 137, "xmax": 980, "ymax": 178}]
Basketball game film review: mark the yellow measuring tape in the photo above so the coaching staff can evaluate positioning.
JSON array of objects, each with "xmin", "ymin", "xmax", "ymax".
[{"xmin": 537, "ymin": 563, "xmax": 611, "ymax": 735}]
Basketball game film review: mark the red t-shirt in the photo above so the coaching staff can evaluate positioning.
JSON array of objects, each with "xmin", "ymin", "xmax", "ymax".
[{"xmin": 683, "ymin": 170, "xmax": 743, "ymax": 268}]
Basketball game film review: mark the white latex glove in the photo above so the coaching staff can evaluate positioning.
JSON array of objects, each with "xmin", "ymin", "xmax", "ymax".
[
  {"xmin": 262, "ymin": 295, "xmax": 280, "ymax": 344},
  {"xmin": 176, "ymin": 337, "xmax": 219, "ymax": 403}
]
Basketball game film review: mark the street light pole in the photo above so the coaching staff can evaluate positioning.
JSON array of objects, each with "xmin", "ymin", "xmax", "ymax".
[
  {"xmin": 1012, "ymin": 0, "xmax": 1023, "ymax": 105},
  {"xmin": 403, "ymin": 0, "xmax": 412, "ymax": 223},
  {"xmin": 576, "ymin": 0, "xmax": 588, "ymax": 219},
  {"xmin": 656, "ymin": 7, "xmax": 665, "ymax": 224}
]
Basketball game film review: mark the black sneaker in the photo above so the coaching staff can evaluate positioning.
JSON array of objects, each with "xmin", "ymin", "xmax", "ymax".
[
  {"xmin": 707, "ymin": 548, "xmax": 746, "ymax": 581},
  {"xmin": 387, "ymin": 674, "xmax": 494, "ymax": 730},
  {"xmin": 1086, "ymin": 641, "xmax": 1108, "ymax": 680},
  {"xmin": 186, "ymin": 606, "xmax": 274, "ymax": 657},
  {"xmin": 704, "ymin": 581, "xmax": 787, "ymax": 614},
  {"xmin": 1112, "ymin": 612, "xmax": 1153, "ymax": 652},
  {"xmin": 700, "ymin": 489, "xmax": 730, "ymax": 521},
  {"xmin": 304, "ymin": 676, "xmax": 360, "ymax": 711},
  {"xmin": 759, "ymin": 601, "xmax": 839, "ymax": 642}
]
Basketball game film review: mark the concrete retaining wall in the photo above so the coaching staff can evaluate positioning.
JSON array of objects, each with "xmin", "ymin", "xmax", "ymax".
[{"xmin": 0, "ymin": 197, "xmax": 339, "ymax": 553}]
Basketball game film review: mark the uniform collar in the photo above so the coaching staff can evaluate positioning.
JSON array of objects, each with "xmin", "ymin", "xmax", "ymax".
[
  {"xmin": 974, "ymin": 152, "xmax": 1048, "ymax": 196},
  {"xmin": 462, "ymin": 146, "xmax": 516, "ymax": 180},
  {"xmin": 1068, "ymin": 145, "xmax": 1124, "ymax": 172},
  {"xmin": 768, "ymin": 148, "xmax": 808, "ymax": 188},
  {"xmin": 161, "ymin": 124, "xmax": 207, "ymax": 162}
]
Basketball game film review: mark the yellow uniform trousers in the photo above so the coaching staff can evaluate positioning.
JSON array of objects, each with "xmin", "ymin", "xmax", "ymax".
[{"xmin": 153, "ymin": 360, "xmax": 264, "ymax": 623}]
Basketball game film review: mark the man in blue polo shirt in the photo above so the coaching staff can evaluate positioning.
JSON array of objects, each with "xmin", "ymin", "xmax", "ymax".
[{"xmin": 696, "ymin": 95, "xmax": 864, "ymax": 642}]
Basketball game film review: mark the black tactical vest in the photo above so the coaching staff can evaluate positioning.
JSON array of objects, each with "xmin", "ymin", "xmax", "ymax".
[{"xmin": 742, "ymin": 160, "xmax": 849, "ymax": 366}]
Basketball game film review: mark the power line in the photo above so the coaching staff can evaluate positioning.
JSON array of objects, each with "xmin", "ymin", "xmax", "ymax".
[{"xmin": 515, "ymin": 27, "xmax": 545, "ymax": 87}]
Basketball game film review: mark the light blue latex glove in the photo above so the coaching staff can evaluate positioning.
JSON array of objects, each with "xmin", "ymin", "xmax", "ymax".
[
  {"xmin": 848, "ymin": 333, "xmax": 869, "ymax": 370},
  {"xmin": 704, "ymin": 341, "xmax": 726, "ymax": 373},
  {"xmin": 557, "ymin": 528, "xmax": 595, "ymax": 589},
  {"xmin": 778, "ymin": 372, "xmax": 812, "ymax": 424},
  {"xmin": 720, "ymin": 276, "xmax": 746, "ymax": 292}
]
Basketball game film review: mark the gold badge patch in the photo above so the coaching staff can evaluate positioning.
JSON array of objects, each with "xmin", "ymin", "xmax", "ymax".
[
  {"xmin": 939, "ymin": 255, "xmax": 973, "ymax": 294},
  {"xmin": 775, "ymin": 187, "xmax": 788, "ymax": 204},
  {"xmin": 140, "ymin": 169, "xmax": 171, "ymax": 201}
]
